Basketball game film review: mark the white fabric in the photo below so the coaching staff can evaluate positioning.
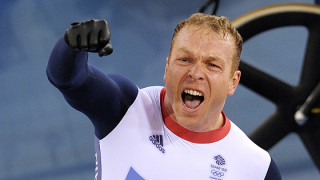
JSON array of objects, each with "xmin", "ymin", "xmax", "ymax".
[{"xmin": 96, "ymin": 86, "xmax": 271, "ymax": 180}]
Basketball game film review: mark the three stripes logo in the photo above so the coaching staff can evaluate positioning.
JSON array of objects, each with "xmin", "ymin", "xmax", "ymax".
[{"xmin": 149, "ymin": 135, "xmax": 165, "ymax": 154}]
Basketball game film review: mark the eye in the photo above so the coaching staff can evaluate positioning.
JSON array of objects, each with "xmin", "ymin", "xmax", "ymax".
[
  {"xmin": 176, "ymin": 57, "xmax": 191, "ymax": 64},
  {"xmin": 179, "ymin": 58, "xmax": 189, "ymax": 62},
  {"xmin": 207, "ymin": 62, "xmax": 221, "ymax": 70},
  {"xmin": 209, "ymin": 63, "xmax": 218, "ymax": 67}
]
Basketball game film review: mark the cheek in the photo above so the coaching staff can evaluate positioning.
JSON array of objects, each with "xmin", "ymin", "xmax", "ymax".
[
  {"xmin": 165, "ymin": 67, "xmax": 183, "ymax": 100},
  {"xmin": 208, "ymin": 77, "xmax": 230, "ymax": 97},
  {"xmin": 164, "ymin": 67, "xmax": 174, "ymax": 89},
  {"xmin": 165, "ymin": 66, "xmax": 178, "ymax": 83}
]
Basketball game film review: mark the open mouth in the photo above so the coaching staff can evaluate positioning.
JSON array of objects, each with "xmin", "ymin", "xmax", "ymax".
[{"xmin": 182, "ymin": 89, "xmax": 204, "ymax": 109}]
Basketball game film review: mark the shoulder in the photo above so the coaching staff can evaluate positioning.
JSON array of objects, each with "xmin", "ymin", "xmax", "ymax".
[
  {"xmin": 141, "ymin": 86, "xmax": 164, "ymax": 104},
  {"xmin": 227, "ymin": 120, "xmax": 282, "ymax": 179},
  {"xmin": 229, "ymin": 120, "xmax": 270, "ymax": 157},
  {"xmin": 227, "ymin": 120, "xmax": 271, "ymax": 165},
  {"xmin": 126, "ymin": 86, "xmax": 164, "ymax": 117},
  {"xmin": 228, "ymin": 120, "xmax": 267, "ymax": 152},
  {"xmin": 264, "ymin": 158, "xmax": 282, "ymax": 179},
  {"xmin": 142, "ymin": 86, "xmax": 164, "ymax": 94}
]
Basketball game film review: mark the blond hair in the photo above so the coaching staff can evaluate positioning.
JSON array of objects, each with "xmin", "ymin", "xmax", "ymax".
[{"xmin": 169, "ymin": 13, "xmax": 243, "ymax": 73}]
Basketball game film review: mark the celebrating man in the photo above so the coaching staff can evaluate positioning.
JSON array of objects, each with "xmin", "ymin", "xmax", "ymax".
[{"xmin": 47, "ymin": 13, "xmax": 281, "ymax": 179}]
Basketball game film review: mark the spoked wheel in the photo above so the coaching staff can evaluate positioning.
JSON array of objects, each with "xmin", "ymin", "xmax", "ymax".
[{"xmin": 232, "ymin": 3, "xmax": 320, "ymax": 171}]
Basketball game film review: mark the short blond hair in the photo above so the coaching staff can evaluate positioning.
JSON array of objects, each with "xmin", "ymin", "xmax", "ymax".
[{"xmin": 169, "ymin": 13, "xmax": 243, "ymax": 73}]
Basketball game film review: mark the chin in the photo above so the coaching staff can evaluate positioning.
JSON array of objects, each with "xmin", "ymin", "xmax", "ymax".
[{"xmin": 177, "ymin": 115, "xmax": 200, "ymax": 127}]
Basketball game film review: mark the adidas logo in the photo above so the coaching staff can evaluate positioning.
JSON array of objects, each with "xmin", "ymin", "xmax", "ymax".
[{"xmin": 149, "ymin": 135, "xmax": 165, "ymax": 154}]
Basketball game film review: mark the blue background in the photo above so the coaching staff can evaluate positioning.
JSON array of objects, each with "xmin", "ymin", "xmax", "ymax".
[{"xmin": 1, "ymin": 0, "xmax": 319, "ymax": 179}]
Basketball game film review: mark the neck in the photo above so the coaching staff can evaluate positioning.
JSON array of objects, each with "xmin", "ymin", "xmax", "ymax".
[
  {"xmin": 160, "ymin": 88, "xmax": 231, "ymax": 144},
  {"xmin": 163, "ymin": 91, "xmax": 224, "ymax": 132}
]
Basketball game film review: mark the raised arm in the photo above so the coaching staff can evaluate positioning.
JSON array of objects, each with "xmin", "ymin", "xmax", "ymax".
[{"xmin": 46, "ymin": 20, "xmax": 138, "ymax": 139}]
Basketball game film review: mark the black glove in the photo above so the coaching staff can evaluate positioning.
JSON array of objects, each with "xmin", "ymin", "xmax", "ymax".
[{"xmin": 64, "ymin": 19, "xmax": 113, "ymax": 57}]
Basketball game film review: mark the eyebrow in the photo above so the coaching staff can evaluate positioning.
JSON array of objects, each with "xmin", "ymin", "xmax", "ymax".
[
  {"xmin": 175, "ymin": 47, "xmax": 225, "ymax": 63},
  {"xmin": 175, "ymin": 47, "xmax": 193, "ymax": 55}
]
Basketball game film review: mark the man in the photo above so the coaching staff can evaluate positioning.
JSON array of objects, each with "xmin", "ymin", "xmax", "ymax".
[{"xmin": 47, "ymin": 13, "xmax": 281, "ymax": 179}]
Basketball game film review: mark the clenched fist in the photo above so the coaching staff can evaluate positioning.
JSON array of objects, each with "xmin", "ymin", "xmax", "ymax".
[{"xmin": 64, "ymin": 19, "xmax": 113, "ymax": 57}]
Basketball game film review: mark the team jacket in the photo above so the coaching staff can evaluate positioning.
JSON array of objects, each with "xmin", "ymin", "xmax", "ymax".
[{"xmin": 47, "ymin": 38, "xmax": 282, "ymax": 180}]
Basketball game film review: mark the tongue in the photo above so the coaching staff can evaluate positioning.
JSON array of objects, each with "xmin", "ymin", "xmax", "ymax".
[{"xmin": 184, "ymin": 94, "xmax": 201, "ymax": 109}]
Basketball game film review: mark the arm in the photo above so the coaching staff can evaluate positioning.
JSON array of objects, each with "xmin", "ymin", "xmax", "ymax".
[
  {"xmin": 264, "ymin": 158, "xmax": 282, "ymax": 180},
  {"xmin": 46, "ymin": 20, "xmax": 138, "ymax": 140}
]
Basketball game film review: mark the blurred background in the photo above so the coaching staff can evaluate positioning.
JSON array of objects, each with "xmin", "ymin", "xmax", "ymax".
[{"xmin": 1, "ymin": 0, "xmax": 319, "ymax": 179}]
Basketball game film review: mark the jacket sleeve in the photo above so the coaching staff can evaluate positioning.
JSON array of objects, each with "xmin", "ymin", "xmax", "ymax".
[
  {"xmin": 264, "ymin": 158, "xmax": 282, "ymax": 180},
  {"xmin": 46, "ymin": 37, "xmax": 138, "ymax": 139}
]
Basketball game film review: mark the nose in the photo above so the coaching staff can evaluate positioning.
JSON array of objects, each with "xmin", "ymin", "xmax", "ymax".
[{"xmin": 188, "ymin": 62, "xmax": 204, "ymax": 80}]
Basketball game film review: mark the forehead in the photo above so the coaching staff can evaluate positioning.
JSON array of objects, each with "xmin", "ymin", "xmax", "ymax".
[
  {"xmin": 172, "ymin": 26, "xmax": 235, "ymax": 59},
  {"xmin": 175, "ymin": 25, "xmax": 232, "ymax": 45}
]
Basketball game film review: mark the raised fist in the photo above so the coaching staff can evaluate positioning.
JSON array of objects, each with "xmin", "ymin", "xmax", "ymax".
[{"xmin": 64, "ymin": 19, "xmax": 113, "ymax": 57}]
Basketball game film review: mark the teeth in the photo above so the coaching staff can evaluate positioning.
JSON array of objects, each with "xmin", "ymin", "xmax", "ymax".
[{"xmin": 184, "ymin": 89, "xmax": 203, "ymax": 96}]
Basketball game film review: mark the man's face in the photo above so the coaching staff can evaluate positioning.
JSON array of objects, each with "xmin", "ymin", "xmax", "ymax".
[{"xmin": 163, "ymin": 26, "xmax": 241, "ymax": 132}]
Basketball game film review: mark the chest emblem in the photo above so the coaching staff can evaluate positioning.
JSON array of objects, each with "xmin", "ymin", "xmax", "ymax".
[{"xmin": 210, "ymin": 155, "xmax": 228, "ymax": 179}]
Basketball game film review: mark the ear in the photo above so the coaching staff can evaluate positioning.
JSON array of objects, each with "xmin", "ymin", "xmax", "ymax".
[
  {"xmin": 163, "ymin": 57, "xmax": 169, "ymax": 83},
  {"xmin": 227, "ymin": 70, "xmax": 241, "ymax": 96}
]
